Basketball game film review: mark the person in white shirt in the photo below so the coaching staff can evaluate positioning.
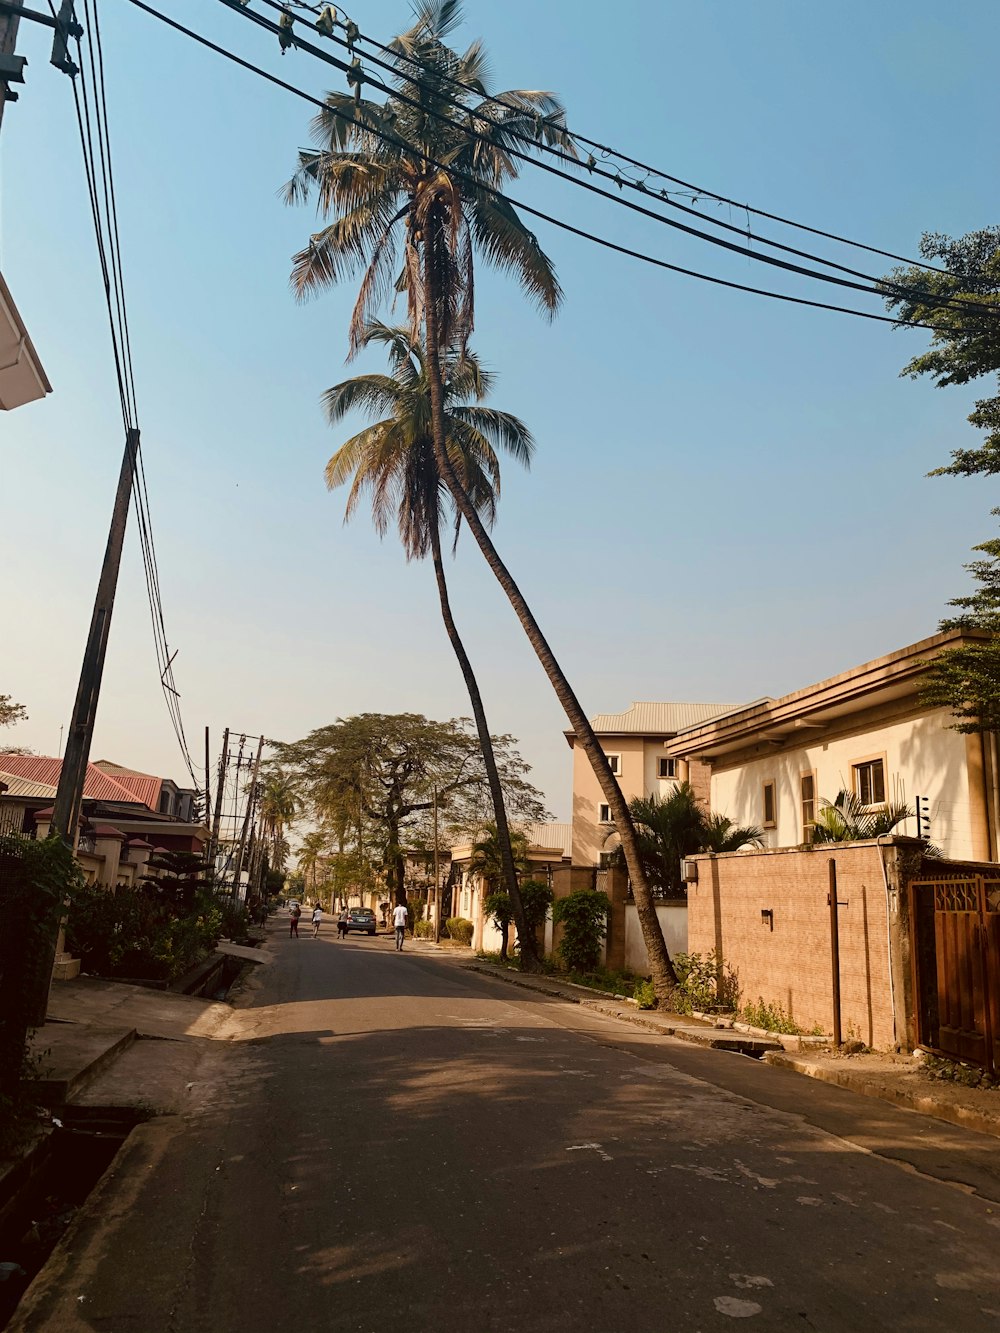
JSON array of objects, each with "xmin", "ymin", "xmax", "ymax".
[
  {"xmin": 311, "ymin": 905, "xmax": 323, "ymax": 938},
  {"xmin": 392, "ymin": 902, "xmax": 409, "ymax": 951}
]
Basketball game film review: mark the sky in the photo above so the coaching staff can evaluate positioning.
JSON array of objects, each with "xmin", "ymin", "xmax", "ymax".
[{"xmin": 1, "ymin": 0, "xmax": 997, "ymax": 825}]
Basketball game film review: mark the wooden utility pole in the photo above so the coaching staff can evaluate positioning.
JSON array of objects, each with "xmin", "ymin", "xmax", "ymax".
[
  {"xmin": 51, "ymin": 430, "xmax": 140, "ymax": 843},
  {"xmin": 208, "ymin": 727, "xmax": 229, "ymax": 877},
  {"xmin": 230, "ymin": 736, "xmax": 264, "ymax": 900},
  {"xmin": 433, "ymin": 785, "xmax": 441, "ymax": 943},
  {"xmin": 203, "ymin": 726, "xmax": 211, "ymax": 835},
  {"xmin": 0, "ymin": 1, "xmax": 25, "ymax": 133}
]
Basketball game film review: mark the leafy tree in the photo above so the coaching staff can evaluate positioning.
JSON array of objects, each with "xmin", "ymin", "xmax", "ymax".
[
  {"xmin": 883, "ymin": 229, "xmax": 1000, "ymax": 728},
  {"xmin": 0, "ymin": 694, "xmax": 30, "ymax": 756},
  {"xmin": 810, "ymin": 791, "xmax": 912, "ymax": 843},
  {"xmin": 296, "ymin": 829, "xmax": 331, "ymax": 901},
  {"xmin": 552, "ymin": 889, "xmax": 609, "ymax": 972},
  {"xmin": 287, "ymin": 0, "xmax": 680, "ymax": 1004},
  {"xmin": 882, "ymin": 229, "xmax": 1000, "ymax": 479},
  {"xmin": 274, "ymin": 713, "xmax": 546, "ymax": 906},
  {"xmin": 259, "ymin": 772, "xmax": 298, "ymax": 872},
  {"xmin": 518, "ymin": 877, "xmax": 553, "ymax": 944},
  {"xmin": 324, "ymin": 323, "xmax": 540, "ymax": 964}
]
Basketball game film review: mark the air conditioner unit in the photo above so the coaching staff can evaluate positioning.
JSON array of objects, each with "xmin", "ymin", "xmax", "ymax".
[{"xmin": 680, "ymin": 858, "xmax": 699, "ymax": 884}]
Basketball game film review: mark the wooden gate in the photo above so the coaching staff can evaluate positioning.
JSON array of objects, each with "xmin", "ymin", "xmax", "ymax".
[{"xmin": 909, "ymin": 876, "xmax": 1000, "ymax": 1075}]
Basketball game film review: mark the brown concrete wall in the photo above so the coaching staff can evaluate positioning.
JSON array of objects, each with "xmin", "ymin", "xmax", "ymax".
[{"xmin": 687, "ymin": 843, "xmax": 900, "ymax": 1049}]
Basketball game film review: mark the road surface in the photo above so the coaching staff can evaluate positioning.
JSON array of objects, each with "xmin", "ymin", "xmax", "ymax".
[{"xmin": 13, "ymin": 922, "xmax": 1000, "ymax": 1331}]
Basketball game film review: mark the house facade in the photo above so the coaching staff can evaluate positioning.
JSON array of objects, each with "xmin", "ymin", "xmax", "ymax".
[
  {"xmin": 450, "ymin": 821, "xmax": 573, "ymax": 952},
  {"xmin": 665, "ymin": 630, "xmax": 998, "ymax": 861},
  {"xmin": 567, "ymin": 701, "xmax": 741, "ymax": 867}
]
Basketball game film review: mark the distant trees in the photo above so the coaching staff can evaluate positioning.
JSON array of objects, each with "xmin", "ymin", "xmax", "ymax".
[{"xmin": 273, "ymin": 713, "xmax": 547, "ymax": 907}]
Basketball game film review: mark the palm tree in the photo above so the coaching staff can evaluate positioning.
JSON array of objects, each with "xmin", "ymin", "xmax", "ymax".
[
  {"xmin": 811, "ymin": 791, "xmax": 912, "ymax": 843},
  {"xmin": 297, "ymin": 830, "xmax": 329, "ymax": 901},
  {"xmin": 287, "ymin": 0, "xmax": 680, "ymax": 1001},
  {"xmin": 323, "ymin": 322, "xmax": 541, "ymax": 965},
  {"xmin": 609, "ymin": 786, "xmax": 762, "ymax": 895},
  {"xmin": 259, "ymin": 772, "xmax": 298, "ymax": 873}
]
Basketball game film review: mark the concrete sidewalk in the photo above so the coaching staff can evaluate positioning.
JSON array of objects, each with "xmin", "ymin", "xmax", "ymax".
[{"xmin": 461, "ymin": 955, "xmax": 1000, "ymax": 1141}]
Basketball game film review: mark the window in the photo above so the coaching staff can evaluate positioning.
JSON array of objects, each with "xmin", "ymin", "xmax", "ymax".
[
  {"xmin": 598, "ymin": 803, "xmax": 612, "ymax": 824},
  {"xmin": 657, "ymin": 757, "xmax": 677, "ymax": 779},
  {"xmin": 605, "ymin": 753, "xmax": 621, "ymax": 775},
  {"xmin": 762, "ymin": 780, "xmax": 776, "ymax": 829},
  {"xmin": 800, "ymin": 772, "xmax": 816, "ymax": 841},
  {"xmin": 853, "ymin": 757, "xmax": 886, "ymax": 807}
]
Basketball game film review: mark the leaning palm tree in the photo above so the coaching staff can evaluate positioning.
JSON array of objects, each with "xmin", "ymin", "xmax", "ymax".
[
  {"xmin": 323, "ymin": 322, "xmax": 541, "ymax": 965},
  {"xmin": 287, "ymin": 0, "xmax": 680, "ymax": 1001}
]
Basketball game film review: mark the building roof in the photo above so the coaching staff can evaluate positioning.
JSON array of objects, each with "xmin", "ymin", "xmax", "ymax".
[
  {"xmin": 0, "ymin": 755, "xmax": 155, "ymax": 806},
  {"xmin": 520, "ymin": 822, "xmax": 572, "ymax": 858},
  {"xmin": 582, "ymin": 701, "xmax": 744, "ymax": 738},
  {"xmin": 666, "ymin": 629, "xmax": 988, "ymax": 763},
  {"xmin": 0, "ymin": 771, "xmax": 58, "ymax": 799},
  {"xmin": 92, "ymin": 761, "xmax": 163, "ymax": 809}
]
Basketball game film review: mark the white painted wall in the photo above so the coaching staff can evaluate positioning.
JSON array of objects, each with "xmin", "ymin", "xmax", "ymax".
[
  {"xmin": 624, "ymin": 902, "xmax": 688, "ymax": 974},
  {"xmin": 709, "ymin": 708, "xmax": 976, "ymax": 859}
]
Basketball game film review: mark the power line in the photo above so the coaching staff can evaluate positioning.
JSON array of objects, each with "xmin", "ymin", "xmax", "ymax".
[
  {"xmin": 63, "ymin": 0, "xmax": 202, "ymax": 789},
  {"xmin": 126, "ymin": 0, "xmax": 974, "ymax": 337},
  {"xmin": 238, "ymin": 0, "xmax": 997, "ymax": 321},
  {"xmin": 275, "ymin": 0, "xmax": 965, "ymax": 284}
]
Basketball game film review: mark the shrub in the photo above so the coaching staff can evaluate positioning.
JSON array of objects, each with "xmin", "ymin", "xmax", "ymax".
[
  {"xmin": 65, "ymin": 884, "xmax": 223, "ymax": 983},
  {"xmin": 674, "ymin": 950, "xmax": 740, "ymax": 1015},
  {"xmin": 633, "ymin": 979, "xmax": 657, "ymax": 1009},
  {"xmin": 740, "ymin": 997, "xmax": 805, "ymax": 1035},
  {"xmin": 414, "ymin": 919, "xmax": 435, "ymax": 939},
  {"xmin": 445, "ymin": 917, "xmax": 474, "ymax": 946},
  {"xmin": 518, "ymin": 879, "xmax": 554, "ymax": 938},
  {"xmin": 552, "ymin": 889, "xmax": 609, "ymax": 972}
]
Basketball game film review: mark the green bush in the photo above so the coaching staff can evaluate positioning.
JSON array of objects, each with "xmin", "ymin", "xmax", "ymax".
[
  {"xmin": 65, "ymin": 884, "xmax": 223, "ymax": 983},
  {"xmin": 414, "ymin": 919, "xmax": 435, "ymax": 939},
  {"xmin": 445, "ymin": 917, "xmax": 474, "ymax": 946},
  {"xmin": 633, "ymin": 979, "xmax": 657, "ymax": 1009},
  {"xmin": 552, "ymin": 889, "xmax": 609, "ymax": 972},
  {"xmin": 674, "ymin": 950, "xmax": 740, "ymax": 1015},
  {"xmin": 218, "ymin": 899, "xmax": 250, "ymax": 942},
  {"xmin": 740, "ymin": 997, "xmax": 805, "ymax": 1035},
  {"xmin": 518, "ymin": 879, "xmax": 554, "ymax": 939}
]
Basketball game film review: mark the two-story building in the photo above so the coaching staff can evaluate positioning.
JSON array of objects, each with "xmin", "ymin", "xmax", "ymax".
[{"xmin": 567, "ymin": 701, "xmax": 742, "ymax": 868}]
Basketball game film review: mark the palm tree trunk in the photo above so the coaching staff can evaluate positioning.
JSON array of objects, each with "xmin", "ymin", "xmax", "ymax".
[
  {"xmin": 429, "ymin": 522, "xmax": 540, "ymax": 969},
  {"xmin": 421, "ymin": 217, "xmax": 677, "ymax": 1000}
]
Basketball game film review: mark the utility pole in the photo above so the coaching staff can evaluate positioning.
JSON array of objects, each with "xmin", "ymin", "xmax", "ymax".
[
  {"xmin": 51, "ymin": 429, "xmax": 140, "ymax": 843},
  {"xmin": 208, "ymin": 727, "xmax": 229, "ymax": 880},
  {"xmin": 0, "ymin": 0, "xmax": 25, "ymax": 131},
  {"xmin": 203, "ymin": 726, "xmax": 211, "ymax": 837},
  {"xmin": 230, "ymin": 735, "xmax": 264, "ymax": 901}
]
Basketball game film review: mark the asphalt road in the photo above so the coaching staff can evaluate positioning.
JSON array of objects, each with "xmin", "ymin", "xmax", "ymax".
[{"xmin": 14, "ymin": 923, "xmax": 1000, "ymax": 1332}]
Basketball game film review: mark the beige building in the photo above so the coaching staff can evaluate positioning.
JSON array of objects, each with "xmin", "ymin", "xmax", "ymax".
[
  {"xmin": 666, "ymin": 630, "xmax": 999, "ymax": 862},
  {"xmin": 567, "ymin": 701, "xmax": 741, "ymax": 867},
  {"xmin": 451, "ymin": 822, "xmax": 572, "ymax": 952}
]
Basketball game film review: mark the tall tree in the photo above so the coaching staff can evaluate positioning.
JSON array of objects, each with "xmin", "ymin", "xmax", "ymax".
[
  {"xmin": 884, "ymin": 230, "xmax": 1000, "ymax": 727},
  {"xmin": 274, "ymin": 713, "xmax": 546, "ymax": 906},
  {"xmin": 287, "ymin": 0, "xmax": 680, "ymax": 1001},
  {"xmin": 323, "ymin": 322, "xmax": 540, "ymax": 964},
  {"xmin": 259, "ymin": 771, "xmax": 298, "ymax": 872}
]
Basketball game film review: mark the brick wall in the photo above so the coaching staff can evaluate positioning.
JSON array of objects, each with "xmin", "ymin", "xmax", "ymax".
[{"xmin": 688, "ymin": 843, "xmax": 905, "ymax": 1049}]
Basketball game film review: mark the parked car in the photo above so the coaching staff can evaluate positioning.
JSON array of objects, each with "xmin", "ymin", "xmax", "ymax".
[{"xmin": 344, "ymin": 907, "xmax": 377, "ymax": 936}]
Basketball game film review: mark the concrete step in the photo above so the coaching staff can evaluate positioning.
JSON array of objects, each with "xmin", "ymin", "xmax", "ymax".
[{"xmin": 26, "ymin": 1024, "xmax": 136, "ymax": 1106}]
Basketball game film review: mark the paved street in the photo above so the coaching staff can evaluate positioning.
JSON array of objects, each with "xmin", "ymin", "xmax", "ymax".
[{"xmin": 13, "ymin": 925, "xmax": 1000, "ymax": 1332}]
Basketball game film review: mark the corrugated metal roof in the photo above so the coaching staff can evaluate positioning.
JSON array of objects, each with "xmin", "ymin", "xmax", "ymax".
[
  {"xmin": 0, "ymin": 755, "xmax": 153, "ymax": 805},
  {"xmin": 0, "ymin": 772, "xmax": 58, "ymax": 799},
  {"xmin": 587, "ymin": 702, "xmax": 743, "ymax": 736},
  {"xmin": 520, "ymin": 821, "xmax": 572, "ymax": 857}
]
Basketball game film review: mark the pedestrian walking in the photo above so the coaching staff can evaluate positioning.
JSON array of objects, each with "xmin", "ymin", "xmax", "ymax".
[
  {"xmin": 392, "ymin": 901, "xmax": 408, "ymax": 952},
  {"xmin": 289, "ymin": 903, "xmax": 301, "ymax": 938},
  {"xmin": 311, "ymin": 905, "xmax": 323, "ymax": 938},
  {"xmin": 337, "ymin": 910, "xmax": 349, "ymax": 939}
]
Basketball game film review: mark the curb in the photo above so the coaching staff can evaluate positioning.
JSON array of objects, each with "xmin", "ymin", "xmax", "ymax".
[{"xmin": 764, "ymin": 1051, "xmax": 1000, "ymax": 1141}]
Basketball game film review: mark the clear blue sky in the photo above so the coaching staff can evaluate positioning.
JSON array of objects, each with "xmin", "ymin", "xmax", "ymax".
[{"xmin": 2, "ymin": 1, "xmax": 997, "ymax": 822}]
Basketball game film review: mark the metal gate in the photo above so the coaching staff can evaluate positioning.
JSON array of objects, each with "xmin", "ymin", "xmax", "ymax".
[{"xmin": 909, "ymin": 876, "xmax": 1000, "ymax": 1075}]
